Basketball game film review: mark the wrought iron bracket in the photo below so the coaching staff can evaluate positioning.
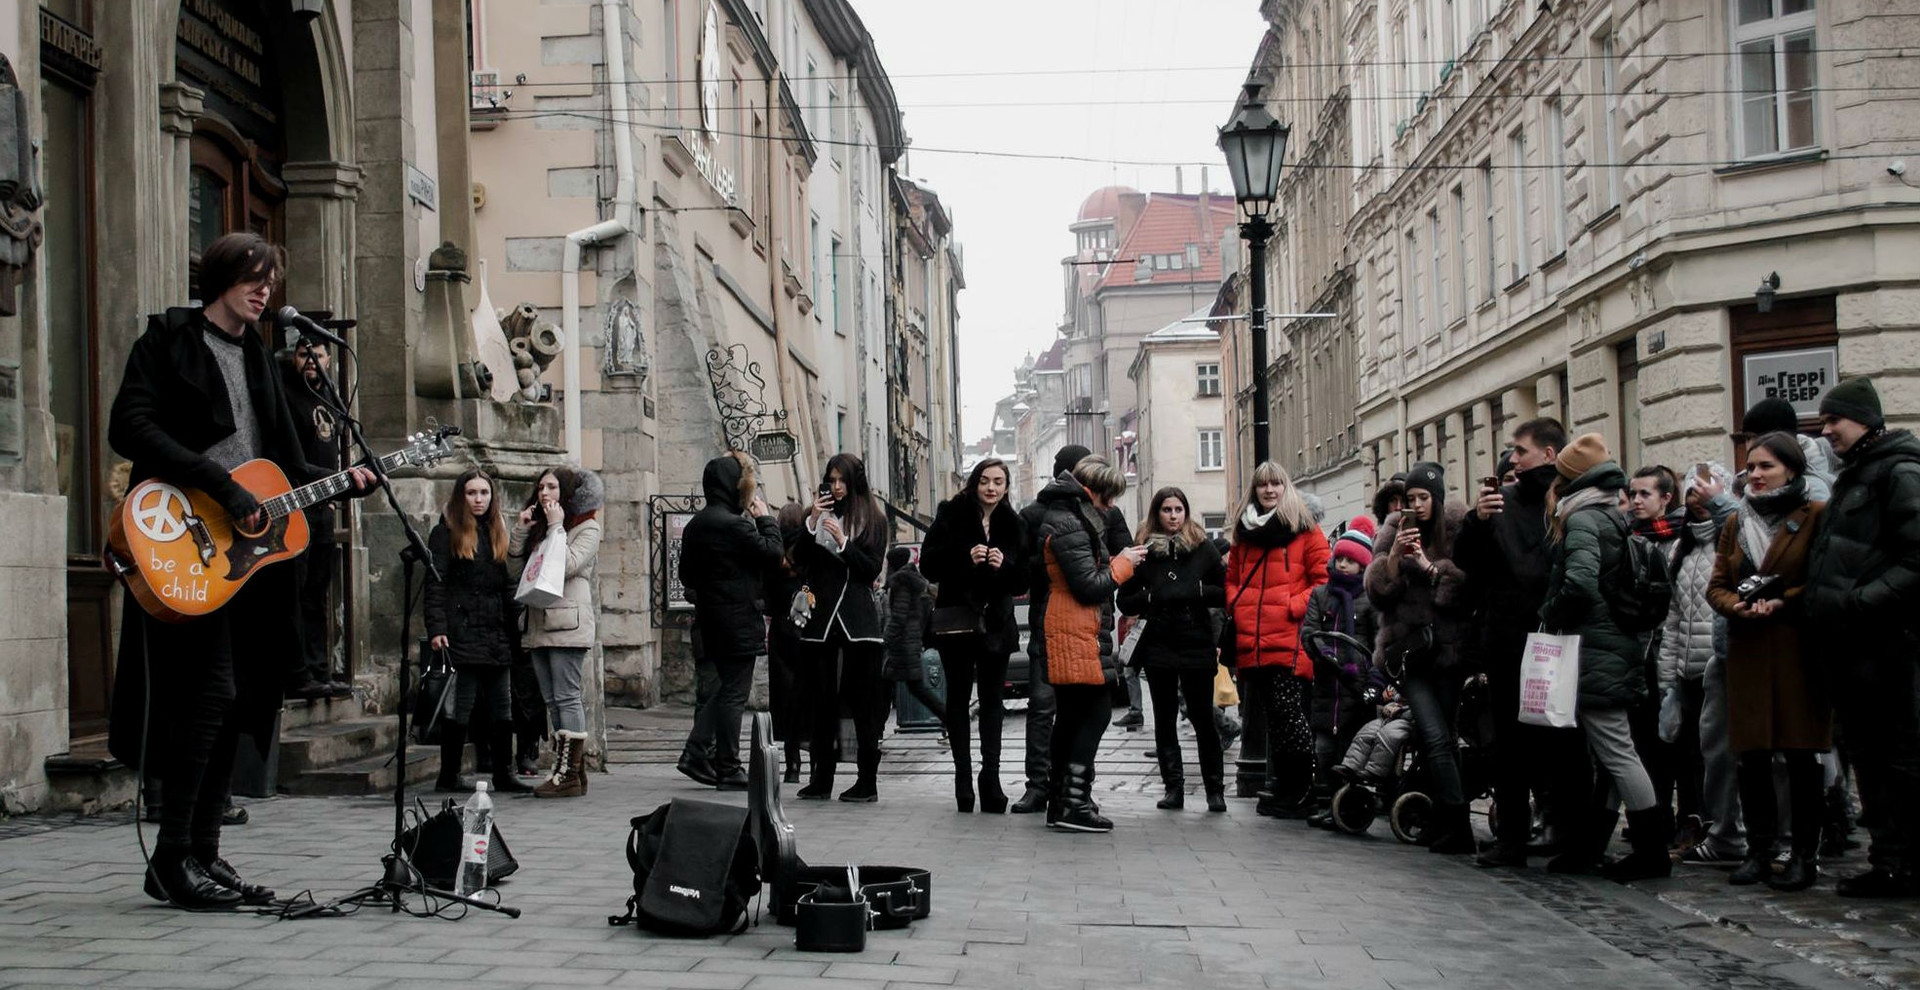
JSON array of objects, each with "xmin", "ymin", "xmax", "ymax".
[{"xmin": 705, "ymin": 344, "xmax": 787, "ymax": 452}]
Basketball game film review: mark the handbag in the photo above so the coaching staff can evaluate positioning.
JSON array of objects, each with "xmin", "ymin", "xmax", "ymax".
[
  {"xmin": 1116, "ymin": 618, "xmax": 1147, "ymax": 666},
  {"xmin": 1213, "ymin": 663, "xmax": 1240, "ymax": 707},
  {"xmin": 930, "ymin": 604, "xmax": 986, "ymax": 638},
  {"xmin": 1379, "ymin": 626, "xmax": 1436, "ymax": 679},
  {"xmin": 1216, "ymin": 547, "xmax": 1275, "ymax": 658},
  {"xmin": 410, "ymin": 645, "xmax": 456, "ymax": 745},
  {"xmin": 514, "ymin": 528, "xmax": 568, "ymax": 607},
  {"xmin": 1518, "ymin": 630, "xmax": 1581, "ymax": 729}
]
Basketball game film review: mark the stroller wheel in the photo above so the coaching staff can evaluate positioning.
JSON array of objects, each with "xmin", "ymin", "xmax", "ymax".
[
  {"xmin": 1330, "ymin": 783, "xmax": 1377, "ymax": 834},
  {"xmin": 1391, "ymin": 791, "xmax": 1433, "ymax": 845}
]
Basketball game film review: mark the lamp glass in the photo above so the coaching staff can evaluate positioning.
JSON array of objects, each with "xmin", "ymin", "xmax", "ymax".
[{"xmin": 1218, "ymin": 103, "xmax": 1290, "ymax": 221}]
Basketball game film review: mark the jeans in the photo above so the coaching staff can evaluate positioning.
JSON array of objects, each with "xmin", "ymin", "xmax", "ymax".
[
  {"xmin": 1700, "ymin": 655, "xmax": 1747, "ymax": 854},
  {"xmin": 1400, "ymin": 668, "xmax": 1465, "ymax": 807},
  {"xmin": 452, "ymin": 666, "xmax": 512, "ymax": 724},
  {"xmin": 1581, "ymin": 706, "xmax": 1657, "ymax": 812},
  {"xmin": 1023, "ymin": 654, "xmax": 1058, "ymax": 792},
  {"xmin": 530, "ymin": 646, "xmax": 588, "ymax": 733},
  {"xmin": 938, "ymin": 639, "xmax": 1003, "ymax": 774},
  {"xmin": 687, "ymin": 652, "xmax": 756, "ymax": 774},
  {"xmin": 808, "ymin": 633, "xmax": 886, "ymax": 781},
  {"xmin": 1145, "ymin": 667, "xmax": 1222, "ymax": 783},
  {"xmin": 1050, "ymin": 684, "xmax": 1111, "ymax": 782},
  {"xmin": 1833, "ymin": 640, "xmax": 1920, "ymax": 874}
]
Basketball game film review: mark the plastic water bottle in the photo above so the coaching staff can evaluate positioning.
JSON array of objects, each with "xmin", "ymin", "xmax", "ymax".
[{"xmin": 455, "ymin": 780, "xmax": 493, "ymax": 898}]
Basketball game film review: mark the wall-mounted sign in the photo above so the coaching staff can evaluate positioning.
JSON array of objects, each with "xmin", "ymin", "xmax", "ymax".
[
  {"xmin": 1743, "ymin": 346, "xmax": 1837, "ymax": 420},
  {"xmin": 698, "ymin": 2, "xmax": 720, "ymax": 136},
  {"xmin": 406, "ymin": 162, "xmax": 437, "ymax": 211},
  {"xmin": 174, "ymin": 0, "xmax": 280, "ymax": 148},
  {"xmin": 663, "ymin": 511, "xmax": 695, "ymax": 612},
  {"xmin": 751, "ymin": 429, "xmax": 798, "ymax": 464}
]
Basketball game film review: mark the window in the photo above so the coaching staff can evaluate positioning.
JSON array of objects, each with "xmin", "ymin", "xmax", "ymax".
[
  {"xmin": 1196, "ymin": 362, "xmax": 1222, "ymax": 397},
  {"xmin": 1405, "ymin": 228, "xmax": 1424, "ymax": 339},
  {"xmin": 827, "ymin": 87, "xmax": 843, "ymax": 168},
  {"xmin": 1617, "ymin": 340, "xmax": 1643, "ymax": 468},
  {"xmin": 1733, "ymin": 0, "xmax": 1817, "ymax": 159},
  {"xmin": 1449, "ymin": 186, "xmax": 1469, "ymax": 311},
  {"xmin": 1508, "ymin": 129, "xmax": 1530, "ymax": 282},
  {"xmin": 805, "ymin": 59, "xmax": 819, "ymax": 134},
  {"xmin": 809, "ymin": 216, "xmax": 822, "ymax": 304},
  {"xmin": 1595, "ymin": 27, "xmax": 1623, "ymax": 209},
  {"xmin": 1480, "ymin": 160, "xmax": 1497, "ymax": 298},
  {"xmin": 1428, "ymin": 208, "xmax": 1446, "ymax": 330},
  {"xmin": 1546, "ymin": 98, "xmax": 1568, "ymax": 255},
  {"xmin": 1202, "ymin": 512, "xmax": 1227, "ymax": 538},
  {"xmin": 1198, "ymin": 430, "xmax": 1225, "ymax": 470},
  {"xmin": 830, "ymin": 236, "xmax": 844, "ymax": 335}
]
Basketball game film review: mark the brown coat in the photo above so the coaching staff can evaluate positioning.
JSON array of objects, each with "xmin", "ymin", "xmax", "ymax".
[{"xmin": 1707, "ymin": 501, "xmax": 1830, "ymax": 754}]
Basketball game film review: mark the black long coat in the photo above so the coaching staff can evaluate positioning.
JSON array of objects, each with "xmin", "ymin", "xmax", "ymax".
[
  {"xmin": 424, "ymin": 521, "xmax": 518, "ymax": 669},
  {"xmin": 1115, "ymin": 535, "xmax": 1226, "ymax": 671},
  {"xmin": 106, "ymin": 308, "xmax": 336, "ymax": 769},
  {"xmin": 920, "ymin": 494, "xmax": 1028, "ymax": 655},
  {"xmin": 680, "ymin": 455, "xmax": 785, "ymax": 658},
  {"xmin": 793, "ymin": 501, "xmax": 888, "ymax": 644}
]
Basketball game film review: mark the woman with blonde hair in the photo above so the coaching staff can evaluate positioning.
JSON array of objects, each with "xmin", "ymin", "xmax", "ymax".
[
  {"xmin": 425, "ymin": 469, "xmax": 531, "ymax": 794},
  {"xmin": 1226, "ymin": 461, "xmax": 1330, "ymax": 818}
]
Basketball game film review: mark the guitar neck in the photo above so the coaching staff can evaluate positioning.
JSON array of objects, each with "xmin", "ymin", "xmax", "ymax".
[{"xmin": 263, "ymin": 449, "xmax": 409, "ymax": 519}]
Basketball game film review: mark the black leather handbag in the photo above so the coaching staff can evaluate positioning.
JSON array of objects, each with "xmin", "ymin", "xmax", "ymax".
[{"xmin": 929, "ymin": 604, "xmax": 986, "ymax": 638}]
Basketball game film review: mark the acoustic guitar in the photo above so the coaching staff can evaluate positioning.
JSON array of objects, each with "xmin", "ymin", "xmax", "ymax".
[{"xmin": 105, "ymin": 427, "xmax": 459, "ymax": 623}]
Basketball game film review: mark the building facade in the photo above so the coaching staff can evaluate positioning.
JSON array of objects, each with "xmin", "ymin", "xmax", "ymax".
[
  {"xmin": 1129, "ymin": 316, "xmax": 1231, "ymax": 534},
  {"xmin": 1236, "ymin": 0, "xmax": 1920, "ymax": 523}
]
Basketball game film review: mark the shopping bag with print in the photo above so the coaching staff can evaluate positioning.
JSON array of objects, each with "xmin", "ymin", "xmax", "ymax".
[
  {"xmin": 514, "ymin": 529, "xmax": 569, "ymax": 607},
  {"xmin": 1517, "ymin": 631, "xmax": 1580, "ymax": 729}
]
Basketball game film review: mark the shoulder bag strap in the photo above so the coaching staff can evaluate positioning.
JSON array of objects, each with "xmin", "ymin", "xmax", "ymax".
[{"xmin": 1227, "ymin": 547, "xmax": 1275, "ymax": 611}]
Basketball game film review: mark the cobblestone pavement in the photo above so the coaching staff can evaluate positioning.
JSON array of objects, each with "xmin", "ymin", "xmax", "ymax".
[{"xmin": 0, "ymin": 702, "xmax": 1910, "ymax": 990}]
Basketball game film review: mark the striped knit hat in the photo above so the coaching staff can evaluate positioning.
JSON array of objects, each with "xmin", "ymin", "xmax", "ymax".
[{"xmin": 1333, "ymin": 515, "xmax": 1375, "ymax": 568}]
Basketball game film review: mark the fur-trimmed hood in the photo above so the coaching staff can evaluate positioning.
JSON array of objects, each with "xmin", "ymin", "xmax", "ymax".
[
  {"xmin": 566, "ymin": 466, "xmax": 605, "ymax": 516},
  {"xmin": 699, "ymin": 453, "xmax": 755, "ymax": 513}
]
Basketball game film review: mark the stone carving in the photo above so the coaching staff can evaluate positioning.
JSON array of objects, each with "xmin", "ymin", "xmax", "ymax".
[
  {"xmin": 502, "ymin": 302, "xmax": 563, "ymax": 402},
  {"xmin": 0, "ymin": 55, "xmax": 44, "ymax": 316},
  {"xmin": 602, "ymin": 296, "xmax": 646, "ymax": 382}
]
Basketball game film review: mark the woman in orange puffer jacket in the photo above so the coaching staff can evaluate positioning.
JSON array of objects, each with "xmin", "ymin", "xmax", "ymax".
[{"xmin": 1226, "ymin": 461, "xmax": 1330, "ymax": 817}]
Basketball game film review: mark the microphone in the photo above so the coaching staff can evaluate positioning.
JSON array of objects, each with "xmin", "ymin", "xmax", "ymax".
[{"xmin": 276, "ymin": 306, "xmax": 350, "ymax": 349}]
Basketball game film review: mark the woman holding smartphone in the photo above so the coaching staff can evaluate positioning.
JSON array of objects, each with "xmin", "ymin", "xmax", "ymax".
[
  {"xmin": 508, "ymin": 466, "xmax": 603, "ymax": 799},
  {"xmin": 1707, "ymin": 431, "xmax": 1828, "ymax": 890},
  {"xmin": 795, "ymin": 453, "xmax": 892, "ymax": 803}
]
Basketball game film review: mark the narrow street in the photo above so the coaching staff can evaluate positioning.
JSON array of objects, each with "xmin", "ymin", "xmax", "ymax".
[{"xmin": 1, "ymin": 703, "xmax": 1911, "ymax": 990}]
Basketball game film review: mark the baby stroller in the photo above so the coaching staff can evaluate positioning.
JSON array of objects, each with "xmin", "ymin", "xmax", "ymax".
[{"xmin": 1303, "ymin": 630, "xmax": 1495, "ymax": 843}]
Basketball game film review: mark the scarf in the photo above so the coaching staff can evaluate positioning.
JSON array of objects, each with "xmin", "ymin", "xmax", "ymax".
[
  {"xmin": 1632, "ymin": 508, "xmax": 1686, "ymax": 542},
  {"xmin": 1840, "ymin": 427, "xmax": 1889, "ymax": 464},
  {"xmin": 1238, "ymin": 503, "xmax": 1299, "ymax": 547},
  {"xmin": 1241, "ymin": 503, "xmax": 1277, "ymax": 531},
  {"xmin": 1324, "ymin": 569, "xmax": 1362, "ymax": 639},
  {"xmin": 1737, "ymin": 477, "xmax": 1807, "ymax": 569},
  {"xmin": 1553, "ymin": 485, "xmax": 1616, "ymax": 521}
]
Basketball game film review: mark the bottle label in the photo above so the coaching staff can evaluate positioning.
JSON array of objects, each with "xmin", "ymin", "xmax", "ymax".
[{"xmin": 463, "ymin": 832, "xmax": 489, "ymax": 864}]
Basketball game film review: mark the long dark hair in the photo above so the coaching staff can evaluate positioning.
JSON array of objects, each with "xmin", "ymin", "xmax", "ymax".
[
  {"xmin": 823, "ymin": 453, "xmax": 885, "ymax": 552},
  {"xmin": 523, "ymin": 467, "xmax": 579, "ymax": 545},
  {"xmin": 1747, "ymin": 431, "xmax": 1808, "ymax": 479},
  {"xmin": 776, "ymin": 500, "xmax": 809, "ymax": 577},
  {"xmin": 1135, "ymin": 486, "xmax": 1207, "ymax": 548},
  {"xmin": 961, "ymin": 457, "xmax": 1010, "ymax": 508},
  {"xmin": 444, "ymin": 468, "xmax": 507, "ymax": 560}
]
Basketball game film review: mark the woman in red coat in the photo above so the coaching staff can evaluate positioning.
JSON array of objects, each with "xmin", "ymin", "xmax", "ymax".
[{"xmin": 1226, "ymin": 461, "xmax": 1331, "ymax": 817}]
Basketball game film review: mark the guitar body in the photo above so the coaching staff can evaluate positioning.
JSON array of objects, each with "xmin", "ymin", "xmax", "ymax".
[
  {"xmin": 748, "ymin": 713, "xmax": 801, "ymax": 894},
  {"xmin": 107, "ymin": 459, "xmax": 310, "ymax": 624}
]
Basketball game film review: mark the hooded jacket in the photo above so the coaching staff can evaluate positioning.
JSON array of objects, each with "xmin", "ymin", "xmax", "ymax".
[
  {"xmin": 508, "ymin": 468, "xmax": 604, "ymax": 650},
  {"xmin": 882, "ymin": 563, "xmax": 932, "ymax": 680},
  {"xmin": 1226, "ymin": 509, "xmax": 1330, "ymax": 676},
  {"xmin": 1364, "ymin": 502, "xmax": 1471, "ymax": 672},
  {"xmin": 1029, "ymin": 472, "xmax": 1136, "ymax": 685},
  {"xmin": 921, "ymin": 491, "xmax": 1029, "ymax": 654},
  {"xmin": 1805, "ymin": 429, "xmax": 1920, "ymax": 632},
  {"xmin": 1021, "ymin": 492, "xmax": 1126, "ymax": 660},
  {"xmin": 680, "ymin": 454, "xmax": 786, "ymax": 658},
  {"xmin": 1115, "ymin": 531, "xmax": 1226, "ymax": 671},
  {"xmin": 1539, "ymin": 463, "xmax": 1643, "ymax": 710}
]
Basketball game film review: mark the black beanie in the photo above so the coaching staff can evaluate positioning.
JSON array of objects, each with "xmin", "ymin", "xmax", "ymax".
[
  {"xmin": 1819, "ymin": 377, "xmax": 1884, "ymax": 430},
  {"xmin": 1742, "ymin": 397, "xmax": 1798, "ymax": 437},
  {"xmin": 1404, "ymin": 461, "xmax": 1446, "ymax": 505},
  {"xmin": 1052, "ymin": 444, "xmax": 1093, "ymax": 478}
]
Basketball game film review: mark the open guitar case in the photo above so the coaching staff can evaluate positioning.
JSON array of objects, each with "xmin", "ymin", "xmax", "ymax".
[{"xmin": 747, "ymin": 713, "xmax": 931, "ymax": 951}]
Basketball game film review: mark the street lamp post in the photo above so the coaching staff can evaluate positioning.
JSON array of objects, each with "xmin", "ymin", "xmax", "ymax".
[{"xmin": 1218, "ymin": 81, "xmax": 1290, "ymax": 799}]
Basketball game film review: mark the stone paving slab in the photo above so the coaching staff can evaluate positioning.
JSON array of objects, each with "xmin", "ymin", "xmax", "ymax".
[{"xmin": 0, "ymin": 704, "xmax": 1909, "ymax": 990}]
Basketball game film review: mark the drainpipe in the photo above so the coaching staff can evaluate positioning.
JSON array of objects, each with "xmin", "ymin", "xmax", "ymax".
[{"xmin": 561, "ymin": 0, "xmax": 639, "ymax": 462}]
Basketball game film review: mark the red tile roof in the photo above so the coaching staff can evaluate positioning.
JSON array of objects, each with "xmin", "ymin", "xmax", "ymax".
[
  {"xmin": 1098, "ymin": 194, "xmax": 1238, "ymax": 292},
  {"xmin": 1033, "ymin": 337, "xmax": 1066, "ymax": 371}
]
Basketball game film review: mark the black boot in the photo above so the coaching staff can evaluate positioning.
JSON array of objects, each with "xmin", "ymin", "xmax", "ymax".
[
  {"xmin": 143, "ymin": 848, "xmax": 242, "ymax": 910},
  {"xmin": 1427, "ymin": 804, "xmax": 1477, "ymax": 854},
  {"xmin": 1604, "ymin": 806, "xmax": 1674, "ymax": 882},
  {"xmin": 1548, "ymin": 809, "xmax": 1618, "ymax": 875},
  {"xmin": 1012, "ymin": 784, "xmax": 1048, "ymax": 814},
  {"xmin": 978, "ymin": 766, "xmax": 1008, "ymax": 815},
  {"xmin": 195, "ymin": 853, "xmax": 275, "ymax": 905},
  {"xmin": 1054, "ymin": 763, "xmax": 1113, "ymax": 832},
  {"xmin": 1203, "ymin": 772, "xmax": 1228, "ymax": 814},
  {"xmin": 434, "ymin": 723, "xmax": 470, "ymax": 792},
  {"xmin": 1156, "ymin": 745, "xmax": 1185, "ymax": 810},
  {"xmin": 839, "ymin": 753, "xmax": 879, "ymax": 803},
  {"xmin": 489, "ymin": 728, "xmax": 533, "ymax": 794},
  {"xmin": 954, "ymin": 754, "xmax": 975, "ymax": 814},
  {"xmin": 1255, "ymin": 758, "xmax": 1311, "ymax": 818},
  {"xmin": 783, "ymin": 742, "xmax": 803, "ymax": 785}
]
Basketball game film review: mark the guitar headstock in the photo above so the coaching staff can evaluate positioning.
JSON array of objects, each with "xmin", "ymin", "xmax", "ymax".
[{"xmin": 396, "ymin": 425, "xmax": 462, "ymax": 469}]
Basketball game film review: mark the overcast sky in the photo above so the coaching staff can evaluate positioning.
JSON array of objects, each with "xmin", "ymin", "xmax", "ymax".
[{"xmin": 856, "ymin": 0, "xmax": 1267, "ymax": 441}]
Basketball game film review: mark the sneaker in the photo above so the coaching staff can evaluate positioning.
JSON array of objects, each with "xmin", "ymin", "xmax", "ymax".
[
  {"xmin": 1670, "ymin": 814, "xmax": 1709, "ymax": 853},
  {"xmin": 1675, "ymin": 841, "xmax": 1743, "ymax": 866}
]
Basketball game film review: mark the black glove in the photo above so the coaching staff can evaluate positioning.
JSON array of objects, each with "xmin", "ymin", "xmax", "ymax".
[{"xmin": 215, "ymin": 482, "xmax": 260, "ymax": 524}]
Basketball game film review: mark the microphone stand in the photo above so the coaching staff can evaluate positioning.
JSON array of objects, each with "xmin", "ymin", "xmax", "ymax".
[{"xmin": 295, "ymin": 330, "xmax": 518, "ymax": 920}]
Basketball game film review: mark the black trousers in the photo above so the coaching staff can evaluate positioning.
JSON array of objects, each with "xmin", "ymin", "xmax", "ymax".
[
  {"xmin": 1023, "ymin": 654, "xmax": 1058, "ymax": 792},
  {"xmin": 1049, "ymin": 684, "xmax": 1111, "ymax": 781},
  {"xmin": 1833, "ymin": 642, "xmax": 1920, "ymax": 874},
  {"xmin": 808, "ymin": 631, "xmax": 886, "ymax": 779},
  {"xmin": 1672, "ymin": 677, "xmax": 1706, "ymax": 823},
  {"xmin": 688, "ymin": 653, "xmax": 756, "ymax": 774},
  {"xmin": 1145, "ymin": 667, "xmax": 1222, "ymax": 783},
  {"xmin": 1737, "ymin": 749, "xmax": 1825, "ymax": 858},
  {"xmin": 296, "ymin": 530, "xmax": 334, "ymax": 682},
  {"xmin": 452, "ymin": 666, "xmax": 512, "ymax": 724},
  {"xmin": 939, "ymin": 637, "xmax": 1006, "ymax": 775},
  {"xmin": 1486, "ymin": 642, "xmax": 1591, "ymax": 843}
]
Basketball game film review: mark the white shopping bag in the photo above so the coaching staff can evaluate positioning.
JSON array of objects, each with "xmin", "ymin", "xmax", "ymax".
[
  {"xmin": 1517, "ymin": 631, "xmax": 1580, "ymax": 728},
  {"xmin": 514, "ymin": 529, "xmax": 569, "ymax": 607}
]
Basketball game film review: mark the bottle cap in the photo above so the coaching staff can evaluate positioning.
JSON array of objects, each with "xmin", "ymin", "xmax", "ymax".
[{"xmin": 475, "ymin": 780, "xmax": 489, "ymax": 793}]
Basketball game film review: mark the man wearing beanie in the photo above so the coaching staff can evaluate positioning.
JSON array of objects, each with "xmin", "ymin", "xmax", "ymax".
[
  {"xmin": 1302, "ymin": 514, "xmax": 1379, "ymax": 826},
  {"xmin": 1807, "ymin": 375, "xmax": 1920, "ymax": 896},
  {"xmin": 1740, "ymin": 397, "xmax": 1835, "ymax": 498},
  {"xmin": 1011, "ymin": 443, "xmax": 1131, "ymax": 812},
  {"xmin": 1456, "ymin": 417, "xmax": 1594, "ymax": 868}
]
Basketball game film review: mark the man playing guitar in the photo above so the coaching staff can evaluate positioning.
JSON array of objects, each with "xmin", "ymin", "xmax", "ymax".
[{"xmin": 106, "ymin": 232, "xmax": 373, "ymax": 910}]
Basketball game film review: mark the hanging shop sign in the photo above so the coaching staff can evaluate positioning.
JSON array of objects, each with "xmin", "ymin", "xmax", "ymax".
[
  {"xmin": 751, "ymin": 429, "xmax": 798, "ymax": 464},
  {"xmin": 1743, "ymin": 346, "xmax": 1837, "ymax": 420}
]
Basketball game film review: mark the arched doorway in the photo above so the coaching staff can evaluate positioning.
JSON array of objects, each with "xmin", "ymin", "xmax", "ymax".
[{"xmin": 189, "ymin": 116, "xmax": 288, "ymax": 298}]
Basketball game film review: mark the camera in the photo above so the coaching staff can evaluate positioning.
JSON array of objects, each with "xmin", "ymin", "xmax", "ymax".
[{"xmin": 1736, "ymin": 573, "xmax": 1782, "ymax": 604}]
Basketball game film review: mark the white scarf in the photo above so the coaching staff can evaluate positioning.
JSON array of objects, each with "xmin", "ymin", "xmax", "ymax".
[
  {"xmin": 1241, "ymin": 503, "xmax": 1278, "ymax": 530},
  {"xmin": 1736, "ymin": 502, "xmax": 1783, "ymax": 572},
  {"xmin": 1553, "ymin": 485, "xmax": 1616, "ymax": 521}
]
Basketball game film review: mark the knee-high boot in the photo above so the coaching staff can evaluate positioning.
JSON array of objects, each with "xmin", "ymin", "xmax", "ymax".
[
  {"xmin": 1156, "ymin": 743, "xmax": 1185, "ymax": 810},
  {"xmin": 435, "ymin": 723, "xmax": 470, "ymax": 792}
]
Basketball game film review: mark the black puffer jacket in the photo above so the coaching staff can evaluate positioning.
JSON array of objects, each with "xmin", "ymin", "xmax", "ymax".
[
  {"xmin": 1455, "ymin": 463, "xmax": 1557, "ymax": 662},
  {"xmin": 1303, "ymin": 574, "xmax": 1380, "ymax": 734},
  {"xmin": 921, "ymin": 493, "xmax": 1029, "ymax": 654},
  {"xmin": 1115, "ymin": 533, "xmax": 1226, "ymax": 671},
  {"xmin": 1021, "ymin": 493, "xmax": 1127, "ymax": 661},
  {"xmin": 680, "ymin": 454, "xmax": 785, "ymax": 658},
  {"xmin": 424, "ymin": 521, "xmax": 518, "ymax": 669},
  {"xmin": 882, "ymin": 565, "xmax": 932, "ymax": 680},
  {"xmin": 1027, "ymin": 472, "xmax": 1132, "ymax": 683},
  {"xmin": 1806, "ymin": 430, "xmax": 1920, "ymax": 633}
]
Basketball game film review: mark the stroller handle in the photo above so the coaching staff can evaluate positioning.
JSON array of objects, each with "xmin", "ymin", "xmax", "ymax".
[{"xmin": 1301, "ymin": 629, "xmax": 1373, "ymax": 661}]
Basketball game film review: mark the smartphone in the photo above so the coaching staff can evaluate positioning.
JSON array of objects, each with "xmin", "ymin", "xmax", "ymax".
[
  {"xmin": 1480, "ymin": 476, "xmax": 1500, "ymax": 493},
  {"xmin": 817, "ymin": 485, "xmax": 835, "ymax": 505}
]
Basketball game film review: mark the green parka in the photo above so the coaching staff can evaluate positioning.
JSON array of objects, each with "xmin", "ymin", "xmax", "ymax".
[{"xmin": 1539, "ymin": 463, "xmax": 1644, "ymax": 711}]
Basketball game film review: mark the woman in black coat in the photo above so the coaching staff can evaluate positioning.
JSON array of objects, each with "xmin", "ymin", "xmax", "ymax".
[
  {"xmin": 764, "ymin": 502, "xmax": 813, "ymax": 782},
  {"xmin": 1117, "ymin": 487, "xmax": 1227, "ymax": 812},
  {"xmin": 425, "ymin": 469, "xmax": 531, "ymax": 794},
  {"xmin": 883, "ymin": 547, "xmax": 946, "ymax": 717},
  {"xmin": 795, "ymin": 453, "xmax": 891, "ymax": 803},
  {"xmin": 921, "ymin": 458, "xmax": 1029, "ymax": 812}
]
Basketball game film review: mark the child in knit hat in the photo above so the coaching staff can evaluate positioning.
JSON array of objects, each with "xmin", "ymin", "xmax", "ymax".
[{"xmin": 1301, "ymin": 515, "xmax": 1382, "ymax": 825}]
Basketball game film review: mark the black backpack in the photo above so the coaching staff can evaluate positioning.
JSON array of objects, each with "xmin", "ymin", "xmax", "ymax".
[
  {"xmin": 608, "ymin": 798, "xmax": 761, "ymax": 937},
  {"xmin": 1583, "ymin": 506, "xmax": 1673, "ymax": 634}
]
